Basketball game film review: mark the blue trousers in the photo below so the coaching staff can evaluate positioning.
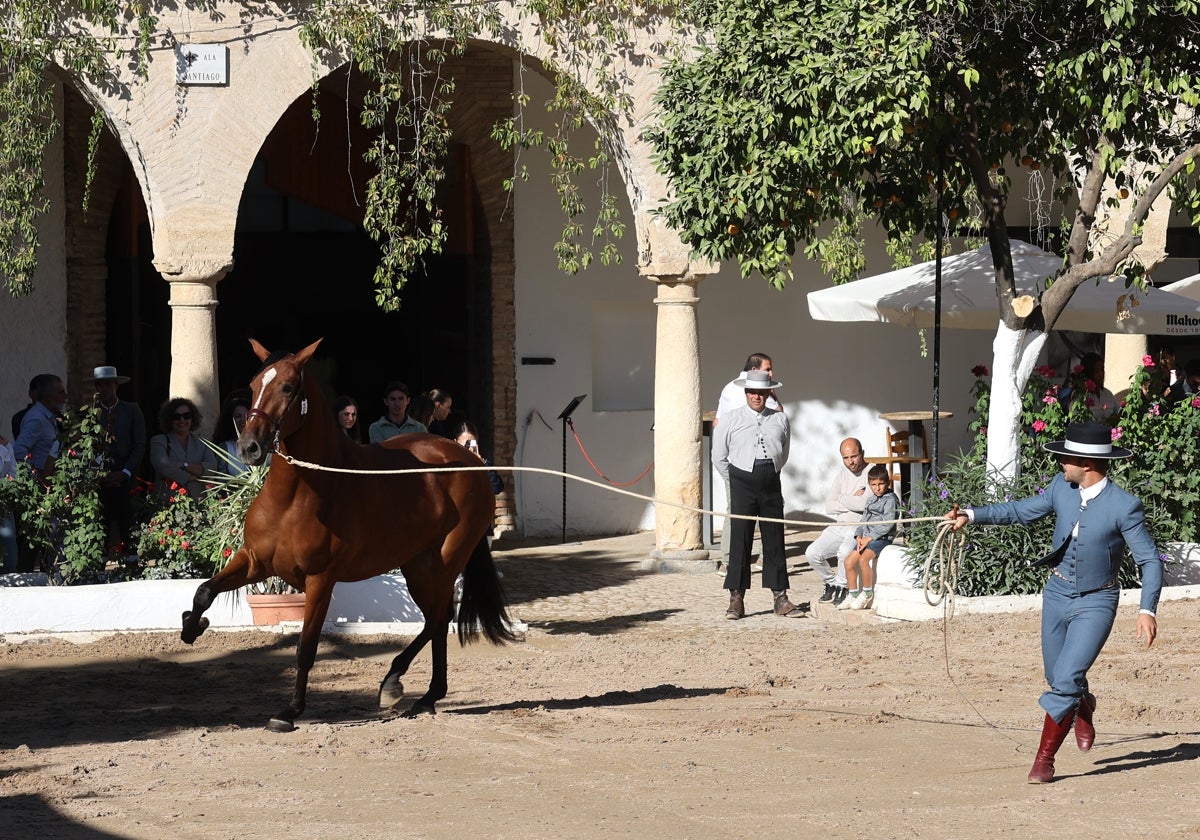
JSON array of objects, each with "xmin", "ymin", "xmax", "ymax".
[{"xmin": 1039, "ymin": 574, "xmax": 1119, "ymax": 722}]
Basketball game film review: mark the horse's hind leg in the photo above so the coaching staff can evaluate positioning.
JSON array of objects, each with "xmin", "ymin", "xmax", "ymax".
[
  {"xmin": 405, "ymin": 614, "xmax": 450, "ymax": 717},
  {"xmin": 378, "ymin": 626, "xmax": 433, "ymax": 709},
  {"xmin": 181, "ymin": 547, "xmax": 259, "ymax": 643},
  {"xmin": 385, "ymin": 559, "xmax": 455, "ymax": 716}
]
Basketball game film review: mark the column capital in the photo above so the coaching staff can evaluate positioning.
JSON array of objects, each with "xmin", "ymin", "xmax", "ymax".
[
  {"xmin": 646, "ymin": 271, "xmax": 708, "ymax": 288},
  {"xmin": 166, "ymin": 275, "xmax": 224, "ymax": 308}
]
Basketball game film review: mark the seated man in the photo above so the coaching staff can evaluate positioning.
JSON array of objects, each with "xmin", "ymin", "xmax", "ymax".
[{"xmin": 804, "ymin": 437, "xmax": 869, "ymax": 606}]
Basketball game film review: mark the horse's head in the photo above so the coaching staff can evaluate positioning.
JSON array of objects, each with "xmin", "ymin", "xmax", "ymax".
[{"xmin": 239, "ymin": 338, "xmax": 323, "ymax": 465}]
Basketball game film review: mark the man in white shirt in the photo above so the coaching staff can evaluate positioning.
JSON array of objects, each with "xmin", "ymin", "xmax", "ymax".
[
  {"xmin": 713, "ymin": 368, "xmax": 804, "ymax": 619},
  {"xmin": 714, "ymin": 353, "xmax": 781, "ymax": 569},
  {"xmin": 804, "ymin": 438, "xmax": 869, "ymax": 606}
]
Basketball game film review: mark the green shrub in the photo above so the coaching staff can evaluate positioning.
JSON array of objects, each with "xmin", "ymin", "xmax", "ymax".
[{"xmin": 904, "ymin": 356, "xmax": 1197, "ymax": 596}]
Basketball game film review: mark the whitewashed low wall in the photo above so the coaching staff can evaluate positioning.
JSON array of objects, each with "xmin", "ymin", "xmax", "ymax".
[
  {"xmin": 874, "ymin": 541, "xmax": 1200, "ymax": 622},
  {"xmin": 0, "ymin": 574, "xmax": 423, "ymax": 636}
]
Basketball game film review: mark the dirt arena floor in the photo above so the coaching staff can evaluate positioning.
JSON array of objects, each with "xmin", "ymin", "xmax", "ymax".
[{"xmin": 2, "ymin": 533, "xmax": 1199, "ymax": 839}]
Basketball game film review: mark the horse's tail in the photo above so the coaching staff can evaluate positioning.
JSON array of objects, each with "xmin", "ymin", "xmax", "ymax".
[{"xmin": 457, "ymin": 537, "xmax": 520, "ymax": 646}]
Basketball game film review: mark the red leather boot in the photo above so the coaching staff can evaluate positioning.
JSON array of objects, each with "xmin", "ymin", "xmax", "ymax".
[
  {"xmin": 1074, "ymin": 693, "xmax": 1096, "ymax": 752},
  {"xmin": 1027, "ymin": 711, "xmax": 1076, "ymax": 783}
]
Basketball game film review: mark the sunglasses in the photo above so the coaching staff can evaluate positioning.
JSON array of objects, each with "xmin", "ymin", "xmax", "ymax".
[{"xmin": 173, "ymin": 412, "xmax": 193, "ymax": 420}]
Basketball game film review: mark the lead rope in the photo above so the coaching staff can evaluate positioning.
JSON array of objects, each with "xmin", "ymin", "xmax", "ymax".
[
  {"xmin": 273, "ymin": 445, "xmax": 963, "ymax": 559},
  {"xmin": 274, "ymin": 446, "xmax": 1014, "ymax": 740}
]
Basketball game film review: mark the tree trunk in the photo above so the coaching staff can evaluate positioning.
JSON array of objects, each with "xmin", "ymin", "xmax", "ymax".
[{"xmin": 985, "ymin": 324, "xmax": 1048, "ymax": 480}]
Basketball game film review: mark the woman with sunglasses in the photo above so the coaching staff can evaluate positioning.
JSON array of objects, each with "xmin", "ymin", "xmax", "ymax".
[{"xmin": 150, "ymin": 397, "xmax": 217, "ymax": 499}]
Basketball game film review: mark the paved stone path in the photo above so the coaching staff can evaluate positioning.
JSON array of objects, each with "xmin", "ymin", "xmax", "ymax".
[{"xmin": 493, "ymin": 530, "xmax": 877, "ymax": 630}]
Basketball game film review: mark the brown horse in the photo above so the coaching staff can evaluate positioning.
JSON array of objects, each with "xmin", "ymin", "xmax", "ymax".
[{"xmin": 180, "ymin": 338, "xmax": 517, "ymax": 731}]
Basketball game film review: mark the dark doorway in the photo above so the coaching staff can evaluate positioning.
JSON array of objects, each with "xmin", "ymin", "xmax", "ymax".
[{"xmin": 103, "ymin": 76, "xmax": 495, "ymax": 449}]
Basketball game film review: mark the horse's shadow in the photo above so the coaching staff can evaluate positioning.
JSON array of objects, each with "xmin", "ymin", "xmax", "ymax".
[{"xmin": 446, "ymin": 683, "xmax": 729, "ymax": 716}]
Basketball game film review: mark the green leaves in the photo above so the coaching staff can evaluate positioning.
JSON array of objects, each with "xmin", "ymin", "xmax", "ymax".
[
  {"xmin": 2, "ymin": 0, "xmax": 155, "ymax": 298},
  {"xmin": 651, "ymin": 0, "xmax": 1200, "ymax": 291}
]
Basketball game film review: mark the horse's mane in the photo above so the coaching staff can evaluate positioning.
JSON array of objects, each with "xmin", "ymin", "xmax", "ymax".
[{"xmin": 255, "ymin": 350, "xmax": 293, "ymax": 375}]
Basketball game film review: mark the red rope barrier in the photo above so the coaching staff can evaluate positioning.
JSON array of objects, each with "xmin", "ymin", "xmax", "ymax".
[{"xmin": 566, "ymin": 418, "xmax": 653, "ymax": 487}]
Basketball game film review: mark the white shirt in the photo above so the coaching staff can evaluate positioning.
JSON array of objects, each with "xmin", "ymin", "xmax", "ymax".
[{"xmin": 712, "ymin": 404, "xmax": 790, "ymax": 475}]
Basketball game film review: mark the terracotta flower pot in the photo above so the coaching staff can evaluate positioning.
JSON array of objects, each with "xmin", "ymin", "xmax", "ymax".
[{"xmin": 246, "ymin": 592, "xmax": 306, "ymax": 625}]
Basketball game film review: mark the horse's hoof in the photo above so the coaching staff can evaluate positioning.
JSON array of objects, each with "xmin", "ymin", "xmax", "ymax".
[
  {"xmin": 265, "ymin": 717, "xmax": 296, "ymax": 733},
  {"xmin": 401, "ymin": 702, "xmax": 436, "ymax": 719},
  {"xmin": 378, "ymin": 676, "xmax": 404, "ymax": 709},
  {"xmin": 180, "ymin": 612, "xmax": 209, "ymax": 644}
]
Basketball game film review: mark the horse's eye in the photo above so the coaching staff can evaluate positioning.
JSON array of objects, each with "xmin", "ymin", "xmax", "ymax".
[{"xmin": 281, "ymin": 383, "xmax": 294, "ymax": 394}]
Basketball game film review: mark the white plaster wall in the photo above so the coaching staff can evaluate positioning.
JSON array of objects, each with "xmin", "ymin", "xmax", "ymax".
[
  {"xmin": 700, "ymin": 244, "xmax": 996, "ymax": 524},
  {"xmin": 512, "ymin": 84, "xmax": 659, "ymax": 536},
  {"xmin": 513, "ymin": 73, "xmax": 1001, "ymax": 537},
  {"xmin": 0, "ymin": 82, "xmax": 69, "ymax": 423}
]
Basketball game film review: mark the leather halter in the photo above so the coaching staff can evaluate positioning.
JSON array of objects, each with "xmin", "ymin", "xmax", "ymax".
[{"xmin": 246, "ymin": 368, "xmax": 306, "ymax": 438}]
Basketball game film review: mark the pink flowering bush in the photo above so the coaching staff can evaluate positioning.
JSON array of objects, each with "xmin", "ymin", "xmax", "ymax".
[
  {"xmin": 962, "ymin": 359, "xmax": 1200, "ymax": 543},
  {"xmin": 134, "ymin": 454, "xmax": 266, "ymax": 580}
]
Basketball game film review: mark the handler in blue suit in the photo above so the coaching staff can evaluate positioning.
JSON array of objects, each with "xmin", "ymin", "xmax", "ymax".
[{"xmin": 946, "ymin": 422, "xmax": 1162, "ymax": 784}]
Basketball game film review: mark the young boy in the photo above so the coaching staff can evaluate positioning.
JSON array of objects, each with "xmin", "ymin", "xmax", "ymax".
[{"xmin": 837, "ymin": 464, "xmax": 899, "ymax": 611}]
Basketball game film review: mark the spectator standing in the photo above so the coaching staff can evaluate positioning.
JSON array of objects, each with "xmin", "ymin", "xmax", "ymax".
[
  {"xmin": 714, "ymin": 353, "xmax": 781, "ymax": 570},
  {"xmin": 211, "ymin": 396, "xmax": 251, "ymax": 475},
  {"xmin": 1, "ymin": 433, "xmax": 18, "ymax": 572},
  {"xmin": 408, "ymin": 393, "xmax": 436, "ymax": 432},
  {"xmin": 368, "ymin": 381, "xmax": 427, "ymax": 443},
  {"xmin": 86, "ymin": 365, "xmax": 146, "ymax": 553},
  {"xmin": 1063, "ymin": 352, "xmax": 1119, "ymax": 421},
  {"xmin": 14, "ymin": 374, "xmax": 67, "ymax": 475},
  {"xmin": 425, "ymin": 388, "xmax": 453, "ymax": 437},
  {"xmin": 712, "ymin": 368, "xmax": 805, "ymax": 619},
  {"xmin": 334, "ymin": 395, "xmax": 362, "ymax": 443}
]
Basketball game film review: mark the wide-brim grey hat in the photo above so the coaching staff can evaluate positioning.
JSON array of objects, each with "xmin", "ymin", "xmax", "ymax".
[
  {"xmin": 84, "ymin": 365, "xmax": 131, "ymax": 384},
  {"xmin": 734, "ymin": 369, "xmax": 782, "ymax": 390},
  {"xmin": 1043, "ymin": 421, "xmax": 1132, "ymax": 459}
]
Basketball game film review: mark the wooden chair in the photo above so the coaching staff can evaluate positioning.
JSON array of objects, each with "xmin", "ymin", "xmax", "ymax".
[{"xmin": 867, "ymin": 426, "xmax": 931, "ymax": 502}]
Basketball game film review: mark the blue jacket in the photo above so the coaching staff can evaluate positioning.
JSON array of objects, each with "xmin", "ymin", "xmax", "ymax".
[{"xmin": 972, "ymin": 473, "xmax": 1162, "ymax": 613}]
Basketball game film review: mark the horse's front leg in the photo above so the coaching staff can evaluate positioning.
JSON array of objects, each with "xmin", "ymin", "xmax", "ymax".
[
  {"xmin": 267, "ymin": 576, "xmax": 334, "ymax": 733},
  {"xmin": 181, "ymin": 547, "xmax": 259, "ymax": 644}
]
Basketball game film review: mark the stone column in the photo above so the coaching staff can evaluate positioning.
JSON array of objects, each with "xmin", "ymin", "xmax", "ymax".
[
  {"xmin": 166, "ymin": 274, "xmax": 225, "ymax": 426},
  {"xmin": 1105, "ymin": 333, "xmax": 1147, "ymax": 401},
  {"xmin": 645, "ymin": 274, "xmax": 711, "ymax": 571}
]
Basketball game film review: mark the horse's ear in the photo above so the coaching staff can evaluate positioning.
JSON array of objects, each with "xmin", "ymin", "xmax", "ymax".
[
  {"xmin": 293, "ymin": 338, "xmax": 324, "ymax": 368},
  {"xmin": 249, "ymin": 338, "xmax": 270, "ymax": 362}
]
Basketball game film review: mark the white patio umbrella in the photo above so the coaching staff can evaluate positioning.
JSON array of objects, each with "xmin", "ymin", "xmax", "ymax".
[
  {"xmin": 1161, "ymin": 273, "xmax": 1200, "ymax": 302},
  {"xmin": 807, "ymin": 241, "xmax": 1200, "ymax": 335}
]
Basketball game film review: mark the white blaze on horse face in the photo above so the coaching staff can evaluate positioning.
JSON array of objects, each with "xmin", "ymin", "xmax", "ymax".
[{"xmin": 254, "ymin": 367, "xmax": 277, "ymax": 410}]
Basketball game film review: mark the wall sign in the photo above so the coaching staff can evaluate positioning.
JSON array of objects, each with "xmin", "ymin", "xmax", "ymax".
[{"xmin": 176, "ymin": 44, "xmax": 229, "ymax": 86}]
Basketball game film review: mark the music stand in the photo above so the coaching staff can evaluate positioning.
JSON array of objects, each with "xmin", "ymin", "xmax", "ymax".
[{"xmin": 557, "ymin": 395, "xmax": 587, "ymax": 543}]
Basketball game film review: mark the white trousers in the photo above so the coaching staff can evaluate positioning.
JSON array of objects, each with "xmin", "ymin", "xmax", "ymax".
[{"xmin": 804, "ymin": 524, "xmax": 856, "ymax": 587}]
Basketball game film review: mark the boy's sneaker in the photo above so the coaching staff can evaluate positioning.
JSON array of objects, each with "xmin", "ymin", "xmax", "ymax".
[
  {"xmin": 818, "ymin": 583, "xmax": 837, "ymax": 604},
  {"xmin": 837, "ymin": 591, "xmax": 861, "ymax": 611},
  {"xmin": 854, "ymin": 591, "xmax": 875, "ymax": 610},
  {"xmin": 831, "ymin": 586, "xmax": 848, "ymax": 606}
]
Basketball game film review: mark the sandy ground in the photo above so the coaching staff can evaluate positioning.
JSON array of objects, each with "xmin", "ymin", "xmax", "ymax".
[{"xmin": 2, "ymin": 533, "xmax": 1199, "ymax": 839}]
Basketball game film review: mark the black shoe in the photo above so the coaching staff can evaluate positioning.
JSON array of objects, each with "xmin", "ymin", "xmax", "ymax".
[
  {"xmin": 831, "ymin": 586, "xmax": 848, "ymax": 606},
  {"xmin": 818, "ymin": 583, "xmax": 836, "ymax": 603}
]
